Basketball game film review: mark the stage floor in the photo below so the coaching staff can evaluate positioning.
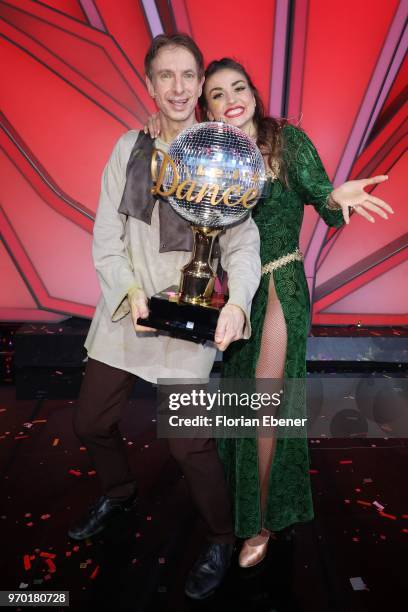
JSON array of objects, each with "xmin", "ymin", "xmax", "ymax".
[{"xmin": 0, "ymin": 379, "xmax": 407, "ymax": 612}]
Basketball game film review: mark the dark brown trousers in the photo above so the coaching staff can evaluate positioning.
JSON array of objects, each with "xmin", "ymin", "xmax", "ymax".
[{"xmin": 72, "ymin": 357, "xmax": 234, "ymax": 543}]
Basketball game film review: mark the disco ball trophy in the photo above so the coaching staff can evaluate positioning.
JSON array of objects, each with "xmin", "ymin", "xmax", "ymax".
[{"xmin": 137, "ymin": 122, "xmax": 266, "ymax": 342}]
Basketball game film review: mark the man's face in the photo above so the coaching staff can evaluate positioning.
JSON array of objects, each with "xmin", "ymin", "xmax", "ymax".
[{"xmin": 146, "ymin": 45, "xmax": 204, "ymax": 123}]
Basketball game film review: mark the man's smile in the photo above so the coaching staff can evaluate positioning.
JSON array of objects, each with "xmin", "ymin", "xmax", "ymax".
[{"xmin": 168, "ymin": 97, "xmax": 190, "ymax": 109}]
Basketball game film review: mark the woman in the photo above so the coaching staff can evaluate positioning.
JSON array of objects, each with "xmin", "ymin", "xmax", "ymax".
[{"xmin": 145, "ymin": 57, "xmax": 393, "ymax": 567}]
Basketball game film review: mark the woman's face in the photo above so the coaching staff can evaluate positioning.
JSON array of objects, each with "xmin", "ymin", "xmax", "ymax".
[{"xmin": 204, "ymin": 68, "xmax": 256, "ymax": 134}]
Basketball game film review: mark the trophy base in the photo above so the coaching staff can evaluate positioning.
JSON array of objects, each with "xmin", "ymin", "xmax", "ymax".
[{"xmin": 136, "ymin": 285, "xmax": 226, "ymax": 342}]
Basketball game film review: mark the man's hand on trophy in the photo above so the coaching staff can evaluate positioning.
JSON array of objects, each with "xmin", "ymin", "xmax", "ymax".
[
  {"xmin": 143, "ymin": 112, "xmax": 162, "ymax": 139},
  {"xmin": 128, "ymin": 286, "xmax": 156, "ymax": 332},
  {"xmin": 214, "ymin": 304, "xmax": 245, "ymax": 351}
]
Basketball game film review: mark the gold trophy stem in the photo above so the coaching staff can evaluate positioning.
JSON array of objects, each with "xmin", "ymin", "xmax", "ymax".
[{"xmin": 179, "ymin": 226, "xmax": 222, "ymax": 305}]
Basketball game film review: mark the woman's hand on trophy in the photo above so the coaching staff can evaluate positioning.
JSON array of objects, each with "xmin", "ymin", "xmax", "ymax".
[
  {"xmin": 330, "ymin": 175, "xmax": 394, "ymax": 225},
  {"xmin": 143, "ymin": 112, "xmax": 162, "ymax": 139},
  {"xmin": 214, "ymin": 304, "xmax": 245, "ymax": 351},
  {"xmin": 128, "ymin": 286, "xmax": 156, "ymax": 332}
]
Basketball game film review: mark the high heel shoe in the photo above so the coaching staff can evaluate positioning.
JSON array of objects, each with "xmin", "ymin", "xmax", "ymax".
[{"xmin": 238, "ymin": 528, "xmax": 270, "ymax": 568}]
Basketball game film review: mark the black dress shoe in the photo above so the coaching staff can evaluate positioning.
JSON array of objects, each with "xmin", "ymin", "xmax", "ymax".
[
  {"xmin": 68, "ymin": 492, "xmax": 139, "ymax": 540},
  {"xmin": 185, "ymin": 542, "xmax": 234, "ymax": 600}
]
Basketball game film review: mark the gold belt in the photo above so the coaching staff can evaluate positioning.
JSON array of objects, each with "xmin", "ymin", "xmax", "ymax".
[{"xmin": 261, "ymin": 248, "xmax": 304, "ymax": 275}]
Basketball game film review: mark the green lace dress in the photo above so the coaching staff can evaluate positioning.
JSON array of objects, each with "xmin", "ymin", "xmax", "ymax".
[{"xmin": 219, "ymin": 124, "xmax": 345, "ymax": 537}]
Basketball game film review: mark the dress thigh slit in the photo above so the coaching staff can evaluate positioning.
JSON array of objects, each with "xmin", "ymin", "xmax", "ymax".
[{"xmin": 255, "ymin": 272, "xmax": 288, "ymax": 522}]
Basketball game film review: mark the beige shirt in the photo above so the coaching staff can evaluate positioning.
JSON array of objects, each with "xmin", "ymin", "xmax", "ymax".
[{"xmin": 84, "ymin": 130, "xmax": 261, "ymax": 383}]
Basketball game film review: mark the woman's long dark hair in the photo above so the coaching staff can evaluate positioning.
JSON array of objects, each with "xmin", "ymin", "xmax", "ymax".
[{"xmin": 199, "ymin": 58, "xmax": 288, "ymax": 186}]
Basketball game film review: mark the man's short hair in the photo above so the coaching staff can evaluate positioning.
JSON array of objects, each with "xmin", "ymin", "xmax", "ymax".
[{"xmin": 144, "ymin": 33, "xmax": 204, "ymax": 79}]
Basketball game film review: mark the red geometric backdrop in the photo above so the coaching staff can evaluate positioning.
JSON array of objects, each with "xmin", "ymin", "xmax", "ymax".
[{"xmin": 0, "ymin": 0, "xmax": 407, "ymax": 324}]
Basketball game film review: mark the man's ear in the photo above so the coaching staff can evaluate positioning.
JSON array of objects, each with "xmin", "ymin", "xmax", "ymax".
[{"xmin": 145, "ymin": 75, "xmax": 155, "ymax": 99}]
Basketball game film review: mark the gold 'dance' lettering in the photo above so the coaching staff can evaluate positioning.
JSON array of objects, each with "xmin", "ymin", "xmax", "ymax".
[
  {"xmin": 238, "ymin": 188, "xmax": 259, "ymax": 208},
  {"xmin": 194, "ymin": 182, "xmax": 209, "ymax": 203},
  {"xmin": 208, "ymin": 184, "xmax": 224, "ymax": 205},
  {"xmin": 151, "ymin": 150, "xmax": 259, "ymax": 207},
  {"xmin": 151, "ymin": 148, "xmax": 179, "ymax": 197},
  {"xmin": 222, "ymin": 185, "xmax": 242, "ymax": 206},
  {"xmin": 176, "ymin": 180, "xmax": 196, "ymax": 201}
]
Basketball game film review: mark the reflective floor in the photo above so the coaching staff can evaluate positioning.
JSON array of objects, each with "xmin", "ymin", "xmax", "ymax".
[{"xmin": 0, "ymin": 379, "xmax": 407, "ymax": 612}]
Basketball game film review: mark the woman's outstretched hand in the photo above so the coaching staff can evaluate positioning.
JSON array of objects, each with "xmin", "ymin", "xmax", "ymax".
[
  {"xmin": 143, "ymin": 112, "xmax": 161, "ymax": 139},
  {"xmin": 330, "ymin": 175, "xmax": 394, "ymax": 224}
]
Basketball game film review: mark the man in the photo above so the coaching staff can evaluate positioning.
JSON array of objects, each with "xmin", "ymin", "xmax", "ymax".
[{"xmin": 69, "ymin": 34, "xmax": 261, "ymax": 599}]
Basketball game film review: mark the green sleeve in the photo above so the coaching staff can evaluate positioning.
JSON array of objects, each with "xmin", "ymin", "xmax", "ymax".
[{"xmin": 283, "ymin": 124, "xmax": 344, "ymax": 228}]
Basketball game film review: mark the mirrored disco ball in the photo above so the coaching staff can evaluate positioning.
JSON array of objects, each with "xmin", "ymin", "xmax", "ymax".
[{"xmin": 161, "ymin": 122, "xmax": 266, "ymax": 228}]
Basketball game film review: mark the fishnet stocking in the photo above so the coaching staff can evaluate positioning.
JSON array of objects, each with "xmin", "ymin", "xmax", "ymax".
[{"xmin": 254, "ymin": 274, "xmax": 287, "ymax": 535}]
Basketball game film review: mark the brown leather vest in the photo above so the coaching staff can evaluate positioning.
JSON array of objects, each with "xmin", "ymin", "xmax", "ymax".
[{"xmin": 118, "ymin": 131, "xmax": 220, "ymax": 257}]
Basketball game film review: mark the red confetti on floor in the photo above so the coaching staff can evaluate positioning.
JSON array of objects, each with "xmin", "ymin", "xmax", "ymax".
[
  {"xmin": 379, "ymin": 512, "xmax": 397, "ymax": 520},
  {"xmin": 45, "ymin": 558, "xmax": 56, "ymax": 573},
  {"xmin": 90, "ymin": 565, "xmax": 99, "ymax": 580}
]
